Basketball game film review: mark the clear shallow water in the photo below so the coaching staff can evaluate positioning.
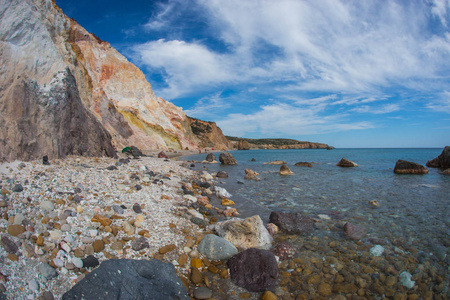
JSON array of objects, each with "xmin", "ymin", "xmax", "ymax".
[{"xmin": 185, "ymin": 148, "xmax": 450, "ymax": 256}]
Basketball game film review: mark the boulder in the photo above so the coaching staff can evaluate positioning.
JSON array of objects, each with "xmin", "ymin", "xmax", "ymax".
[
  {"xmin": 197, "ymin": 234, "xmax": 238, "ymax": 260},
  {"xmin": 264, "ymin": 160, "xmax": 286, "ymax": 165},
  {"xmin": 442, "ymin": 169, "xmax": 450, "ymax": 175},
  {"xmin": 244, "ymin": 169, "xmax": 259, "ymax": 180},
  {"xmin": 227, "ymin": 248, "xmax": 278, "ymax": 292},
  {"xmin": 343, "ymin": 222, "xmax": 367, "ymax": 240},
  {"xmin": 269, "ymin": 211, "xmax": 314, "ymax": 235},
  {"xmin": 205, "ymin": 153, "xmax": 216, "ymax": 162},
  {"xmin": 426, "ymin": 146, "xmax": 450, "ymax": 169},
  {"xmin": 336, "ymin": 158, "xmax": 358, "ymax": 167},
  {"xmin": 295, "ymin": 162, "xmax": 313, "ymax": 167},
  {"xmin": 122, "ymin": 146, "xmax": 144, "ymax": 158},
  {"xmin": 280, "ymin": 165, "xmax": 294, "ymax": 175},
  {"xmin": 158, "ymin": 151, "xmax": 169, "ymax": 159},
  {"xmin": 237, "ymin": 140, "xmax": 250, "ymax": 150},
  {"xmin": 214, "ymin": 215, "xmax": 273, "ymax": 250},
  {"xmin": 393, "ymin": 160, "xmax": 428, "ymax": 174},
  {"xmin": 62, "ymin": 259, "xmax": 189, "ymax": 299},
  {"xmin": 219, "ymin": 152, "xmax": 237, "ymax": 165},
  {"xmin": 216, "ymin": 171, "xmax": 229, "ymax": 178}
]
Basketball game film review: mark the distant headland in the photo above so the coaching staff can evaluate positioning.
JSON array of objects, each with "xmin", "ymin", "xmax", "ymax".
[{"xmin": 226, "ymin": 136, "xmax": 334, "ymax": 150}]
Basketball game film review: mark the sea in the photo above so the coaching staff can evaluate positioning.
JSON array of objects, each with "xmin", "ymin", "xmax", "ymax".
[{"xmin": 184, "ymin": 148, "xmax": 449, "ymax": 262}]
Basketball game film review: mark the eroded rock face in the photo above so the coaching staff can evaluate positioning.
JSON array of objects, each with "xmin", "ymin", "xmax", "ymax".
[
  {"xmin": 426, "ymin": 146, "xmax": 450, "ymax": 169},
  {"xmin": 393, "ymin": 160, "xmax": 428, "ymax": 174},
  {"xmin": 237, "ymin": 140, "xmax": 250, "ymax": 150}
]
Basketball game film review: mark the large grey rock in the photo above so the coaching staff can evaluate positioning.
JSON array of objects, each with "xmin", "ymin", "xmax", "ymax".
[
  {"xmin": 214, "ymin": 215, "xmax": 273, "ymax": 250},
  {"xmin": 62, "ymin": 259, "xmax": 189, "ymax": 300},
  {"xmin": 227, "ymin": 248, "xmax": 278, "ymax": 292},
  {"xmin": 426, "ymin": 146, "xmax": 450, "ymax": 169},
  {"xmin": 197, "ymin": 234, "xmax": 238, "ymax": 260},
  {"xmin": 219, "ymin": 152, "xmax": 237, "ymax": 165},
  {"xmin": 269, "ymin": 211, "xmax": 314, "ymax": 235},
  {"xmin": 393, "ymin": 160, "xmax": 428, "ymax": 174}
]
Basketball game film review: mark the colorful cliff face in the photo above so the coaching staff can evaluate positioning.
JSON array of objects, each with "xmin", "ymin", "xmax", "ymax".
[{"xmin": 0, "ymin": 0, "xmax": 230, "ymax": 162}]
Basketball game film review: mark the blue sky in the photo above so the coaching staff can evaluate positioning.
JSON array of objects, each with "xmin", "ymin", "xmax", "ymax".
[{"xmin": 55, "ymin": 0, "xmax": 450, "ymax": 148}]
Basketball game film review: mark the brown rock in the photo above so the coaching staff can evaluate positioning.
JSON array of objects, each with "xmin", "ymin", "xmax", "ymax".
[
  {"xmin": 337, "ymin": 157, "xmax": 358, "ymax": 167},
  {"xmin": 93, "ymin": 240, "xmax": 104, "ymax": 252},
  {"xmin": 191, "ymin": 258, "xmax": 203, "ymax": 268},
  {"xmin": 294, "ymin": 162, "xmax": 313, "ymax": 167},
  {"xmin": 343, "ymin": 222, "xmax": 367, "ymax": 240},
  {"xmin": 318, "ymin": 283, "xmax": 332, "ymax": 296},
  {"xmin": 221, "ymin": 198, "xmax": 235, "ymax": 206},
  {"xmin": 265, "ymin": 160, "xmax": 286, "ymax": 165},
  {"xmin": 279, "ymin": 165, "xmax": 294, "ymax": 175},
  {"xmin": 8, "ymin": 225, "xmax": 25, "ymax": 236},
  {"xmin": 393, "ymin": 160, "xmax": 428, "ymax": 174},
  {"xmin": 219, "ymin": 152, "xmax": 237, "ymax": 165},
  {"xmin": 74, "ymin": 249, "xmax": 85, "ymax": 258},
  {"xmin": 7, "ymin": 253, "xmax": 19, "ymax": 261},
  {"xmin": 159, "ymin": 244, "xmax": 176, "ymax": 255},
  {"xmin": 190, "ymin": 267, "xmax": 203, "ymax": 284},
  {"xmin": 91, "ymin": 215, "xmax": 112, "ymax": 227},
  {"xmin": 178, "ymin": 254, "xmax": 188, "ymax": 266},
  {"xmin": 219, "ymin": 268, "xmax": 229, "ymax": 279},
  {"xmin": 244, "ymin": 169, "xmax": 259, "ymax": 180},
  {"xmin": 110, "ymin": 242, "xmax": 123, "ymax": 251},
  {"xmin": 261, "ymin": 291, "xmax": 277, "ymax": 300}
]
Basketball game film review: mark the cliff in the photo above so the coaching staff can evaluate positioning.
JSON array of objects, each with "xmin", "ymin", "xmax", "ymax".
[
  {"xmin": 0, "ymin": 0, "xmax": 230, "ymax": 162},
  {"xmin": 226, "ymin": 137, "xmax": 332, "ymax": 150},
  {"xmin": 187, "ymin": 117, "xmax": 233, "ymax": 150}
]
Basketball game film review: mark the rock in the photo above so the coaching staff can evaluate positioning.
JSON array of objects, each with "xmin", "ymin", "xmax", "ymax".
[
  {"xmin": 261, "ymin": 291, "xmax": 277, "ymax": 300},
  {"xmin": 269, "ymin": 211, "xmax": 314, "ymax": 234},
  {"xmin": 343, "ymin": 222, "xmax": 367, "ymax": 240},
  {"xmin": 279, "ymin": 165, "xmax": 293, "ymax": 175},
  {"xmin": 193, "ymin": 287, "xmax": 212, "ymax": 299},
  {"xmin": 318, "ymin": 283, "xmax": 332, "ymax": 296},
  {"xmin": 159, "ymin": 244, "xmax": 176, "ymax": 255},
  {"xmin": 216, "ymin": 171, "xmax": 229, "ymax": 178},
  {"xmin": 72, "ymin": 257, "xmax": 83, "ymax": 268},
  {"xmin": 43, "ymin": 156, "xmax": 50, "ymax": 165},
  {"xmin": 393, "ymin": 160, "xmax": 428, "ymax": 174},
  {"xmin": 426, "ymin": 146, "xmax": 450, "ymax": 169},
  {"xmin": 223, "ymin": 208, "xmax": 238, "ymax": 217},
  {"xmin": 190, "ymin": 267, "xmax": 203, "ymax": 284},
  {"xmin": 91, "ymin": 214, "xmax": 112, "ymax": 227},
  {"xmin": 197, "ymin": 234, "xmax": 238, "ymax": 260},
  {"xmin": 369, "ymin": 245, "xmax": 385, "ymax": 256},
  {"xmin": 244, "ymin": 169, "xmax": 259, "ymax": 180},
  {"xmin": 399, "ymin": 271, "xmax": 415, "ymax": 289},
  {"xmin": 132, "ymin": 203, "xmax": 142, "ymax": 213},
  {"xmin": 158, "ymin": 151, "xmax": 169, "ymax": 158},
  {"xmin": 112, "ymin": 204, "xmax": 124, "ymax": 214},
  {"xmin": 214, "ymin": 186, "xmax": 232, "ymax": 198},
  {"xmin": 63, "ymin": 259, "xmax": 189, "ymax": 299},
  {"xmin": 264, "ymin": 160, "xmax": 286, "ymax": 165},
  {"xmin": 122, "ymin": 146, "xmax": 144, "ymax": 158},
  {"xmin": 106, "ymin": 165, "xmax": 118, "ymax": 171},
  {"xmin": 132, "ymin": 237, "xmax": 149, "ymax": 251},
  {"xmin": 337, "ymin": 158, "xmax": 358, "ymax": 167},
  {"xmin": 369, "ymin": 200, "xmax": 380, "ymax": 208},
  {"xmin": 219, "ymin": 152, "xmax": 237, "ymax": 165},
  {"xmin": 1, "ymin": 235, "xmax": 18, "ymax": 254},
  {"xmin": 221, "ymin": 198, "xmax": 235, "ymax": 206},
  {"xmin": 93, "ymin": 240, "xmax": 104, "ymax": 252},
  {"xmin": 28, "ymin": 279, "xmax": 39, "ymax": 292},
  {"xmin": 42, "ymin": 291, "xmax": 55, "ymax": 300},
  {"xmin": 205, "ymin": 153, "xmax": 216, "ymax": 162},
  {"xmin": 50, "ymin": 230, "xmax": 62, "ymax": 241},
  {"xmin": 7, "ymin": 225, "xmax": 25, "ymax": 237},
  {"xmin": 273, "ymin": 241, "xmax": 296, "ymax": 260},
  {"xmin": 123, "ymin": 222, "xmax": 135, "ymax": 235},
  {"xmin": 40, "ymin": 201, "xmax": 54, "ymax": 212},
  {"xmin": 266, "ymin": 223, "xmax": 279, "ymax": 236},
  {"xmin": 214, "ymin": 215, "xmax": 273, "ymax": 250},
  {"xmin": 82, "ymin": 255, "xmax": 99, "ymax": 268},
  {"xmin": 134, "ymin": 214, "xmax": 145, "ymax": 227},
  {"xmin": 227, "ymin": 248, "xmax": 278, "ymax": 292},
  {"xmin": 12, "ymin": 184, "xmax": 23, "ymax": 192},
  {"xmin": 442, "ymin": 168, "xmax": 450, "ymax": 175},
  {"xmin": 111, "ymin": 242, "xmax": 123, "ymax": 251},
  {"xmin": 237, "ymin": 140, "xmax": 250, "ymax": 150},
  {"xmin": 38, "ymin": 263, "xmax": 57, "ymax": 280},
  {"xmin": 294, "ymin": 162, "xmax": 313, "ymax": 167}
]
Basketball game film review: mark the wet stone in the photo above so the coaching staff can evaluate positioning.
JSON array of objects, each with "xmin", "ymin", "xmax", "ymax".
[{"xmin": 193, "ymin": 287, "xmax": 212, "ymax": 299}]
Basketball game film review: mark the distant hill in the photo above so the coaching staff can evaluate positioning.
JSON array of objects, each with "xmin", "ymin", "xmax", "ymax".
[{"xmin": 226, "ymin": 136, "xmax": 333, "ymax": 150}]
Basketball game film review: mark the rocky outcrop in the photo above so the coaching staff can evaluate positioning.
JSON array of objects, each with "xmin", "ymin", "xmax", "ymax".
[
  {"xmin": 393, "ymin": 160, "xmax": 428, "ymax": 174},
  {"xmin": 227, "ymin": 137, "xmax": 332, "ymax": 150},
  {"xmin": 426, "ymin": 146, "xmax": 450, "ymax": 169},
  {"xmin": 219, "ymin": 152, "xmax": 237, "ymax": 165},
  {"xmin": 237, "ymin": 140, "xmax": 250, "ymax": 150},
  {"xmin": 187, "ymin": 118, "xmax": 233, "ymax": 150},
  {"xmin": 337, "ymin": 158, "xmax": 358, "ymax": 167},
  {"xmin": 0, "ymin": 0, "xmax": 231, "ymax": 162}
]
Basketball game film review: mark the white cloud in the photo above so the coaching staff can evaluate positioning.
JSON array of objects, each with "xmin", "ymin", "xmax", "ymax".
[
  {"xmin": 352, "ymin": 103, "xmax": 401, "ymax": 114},
  {"xmin": 427, "ymin": 91, "xmax": 450, "ymax": 113},
  {"xmin": 430, "ymin": 0, "xmax": 450, "ymax": 27},
  {"xmin": 184, "ymin": 92, "xmax": 231, "ymax": 119}
]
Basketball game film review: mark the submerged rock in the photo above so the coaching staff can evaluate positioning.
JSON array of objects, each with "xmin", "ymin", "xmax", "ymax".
[
  {"xmin": 62, "ymin": 259, "xmax": 189, "ymax": 299},
  {"xmin": 336, "ymin": 158, "xmax": 358, "ymax": 167},
  {"xmin": 227, "ymin": 248, "xmax": 278, "ymax": 292},
  {"xmin": 294, "ymin": 162, "xmax": 313, "ymax": 167},
  {"xmin": 264, "ymin": 160, "xmax": 286, "ymax": 165},
  {"xmin": 279, "ymin": 164, "xmax": 294, "ymax": 175},
  {"xmin": 219, "ymin": 152, "xmax": 237, "ymax": 165},
  {"xmin": 426, "ymin": 146, "xmax": 450, "ymax": 169},
  {"xmin": 269, "ymin": 211, "xmax": 314, "ymax": 235},
  {"xmin": 244, "ymin": 169, "xmax": 259, "ymax": 180},
  {"xmin": 343, "ymin": 222, "xmax": 367, "ymax": 240},
  {"xmin": 393, "ymin": 160, "xmax": 428, "ymax": 174},
  {"xmin": 214, "ymin": 215, "xmax": 273, "ymax": 250},
  {"xmin": 216, "ymin": 171, "xmax": 229, "ymax": 178},
  {"xmin": 273, "ymin": 241, "xmax": 296, "ymax": 260}
]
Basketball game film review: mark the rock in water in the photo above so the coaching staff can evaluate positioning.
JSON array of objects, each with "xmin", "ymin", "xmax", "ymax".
[
  {"xmin": 343, "ymin": 222, "xmax": 367, "ymax": 240},
  {"xmin": 244, "ymin": 169, "xmax": 259, "ymax": 180},
  {"xmin": 227, "ymin": 248, "xmax": 278, "ymax": 292},
  {"xmin": 205, "ymin": 153, "xmax": 216, "ymax": 162},
  {"xmin": 216, "ymin": 171, "xmax": 229, "ymax": 178},
  {"xmin": 280, "ymin": 164, "xmax": 294, "ymax": 175},
  {"xmin": 426, "ymin": 146, "xmax": 450, "ymax": 169},
  {"xmin": 393, "ymin": 160, "xmax": 428, "ymax": 174},
  {"xmin": 62, "ymin": 259, "xmax": 189, "ymax": 299},
  {"xmin": 197, "ymin": 234, "xmax": 238, "ymax": 260},
  {"xmin": 336, "ymin": 158, "xmax": 358, "ymax": 167},
  {"xmin": 295, "ymin": 162, "xmax": 313, "ymax": 167},
  {"xmin": 214, "ymin": 215, "xmax": 273, "ymax": 250},
  {"xmin": 269, "ymin": 211, "xmax": 314, "ymax": 234},
  {"xmin": 219, "ymin": 152, "xmax": 237, "ymax": 165},
  {"xmin": 273, "ymin": 241, "xmax": 296, "ymax": 260}
]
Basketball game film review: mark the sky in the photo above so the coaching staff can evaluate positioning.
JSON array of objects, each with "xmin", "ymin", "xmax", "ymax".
[{"xmin": 54, "ymin": 0, "xmax": 450, "ymax": 148}]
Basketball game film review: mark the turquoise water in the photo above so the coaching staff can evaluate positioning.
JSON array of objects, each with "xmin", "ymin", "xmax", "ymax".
[{"xmin": 184, "ymin": 148, "xmax": 449, "ymax": 257}]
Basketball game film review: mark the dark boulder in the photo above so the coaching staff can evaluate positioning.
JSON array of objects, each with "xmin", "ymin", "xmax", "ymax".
[
  {"xmin": 426, "ymin": 146, "xmax": 450, "ymax": 169},
  {"xmin": 216, "ymin": 171, "xmax": 229, "ymax": 178},
  {"xmin": 219, "ymin": 152, "xmax": 237, "ymax": 165},
  {"xmin": 43, "ymin": 156, "xmax": 50, "ymax": 165},
  {"xmin": 227, "ymin": 248, "xmax": 278, "ymax": 292},
  {"xmin": 62, "ymin": 259, "xmax": 189, "ymax": 299},
  {"xmin": 393, "ymin": 160, "xmax": 428, "ymax": 174},
  {"xmin": 294, "ymin": 162, "xmax": 313, "ymax": 167},
  {"xmin": 122, "ymin": 146, "xmax": 144, "ymax": 158},
  {"xmin": 158, "ymin": 151, "xmax": 169, "ymax": 159},
  {"xmin": 336, "ymin": 158, "xmax": 358, "ymax": 167},
  {"xmin": 205, "ymin": 153, "xmax": 216, "ymax": 162},
  {"xmin": 269, "ymin": 211, "xmax": 314, "ymax": 235}
]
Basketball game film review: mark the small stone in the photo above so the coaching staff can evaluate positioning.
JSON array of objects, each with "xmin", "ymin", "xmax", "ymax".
[
  {"xmin": 159, "ymin": 244, "xmax": 176, "ymax": 255},
  {"xmin": 123, "ymin": 222, "xmax": 134, "ymax": 235},
  {"xmin": 112, "ymin": 205, "xmax": 124, "ymax": 214},
  {"xmin": 8, "ymin": 225, "xmax": 25, "ymax": 236},
  {"xmin": 191, "ymin": 258, "xmax": 203, "ymax": 268},
  {"xmin": 60, "ymin": 242, "xmax": 71, "ymax": 253},
  {"xmin": 28, "ymin": 279, "xmax": 39, "ymax": 292},
  {"xmin": 318, "ymin": 283, "xmax": 332, "ymax": 296},
  {"xmin": 91, "ymin": 215, "xmax": 112, "ymax": 227},
  {"xmin": 7, "ymin": 253, "xmax": 18, "ymax": 261},
  {"xmin": 82, "ymin": 255, "xmax": 99, "ymax": 268},
  {"xmin": 193, "ymin": 286, "xmax": 212, "ymax": 299},
  {"xmin": 110, "ymin": 242, "xmax": 123, "ymax": 251},
  {"xmin": 261, "ymin": 291, "xmax": 277, "ymax": 300},
  {"xmin": 40, "ymin": 201, "xmax": 54, "ymax": 212},
  {"xmin": 93, "ymin": 240, "xmax": 105, "ymax": 252},
  {"xmin": 53, "ymin": 257, "xmax": 64, "ymax": 268},
  {"xmin": 399, "ymin": 271, "xmax": 415, "ymax": 289},
  {"xmin": 1, "ymin": 235, "xmax": 18, "ymax": 254},
  {"xmin": 221, "ymin": 198, "xmax": 235, "ymax": 206},
  {"xmin": 38, "ymin": 263, "xmax": 57, "ymax": 280},
  {"xmin": 0, "ymin": 200, "xmax": 7, "ymax": 207},
  {"xmin": 134, "ymin": 214, "xmax": 145, "ymax": 227},
  {"xmin": 72, "ymin": 257, "xmax": 83, "ymax": 268},
  {"xmin": 42, "ymin": 291, "xmax": 55, "ymax": 300},
  {"xmin": 369, "ymin": 245, "xmax": 385, "ymax": 256},
  {"xmin": 280, "ymin": 165, "xmax": 294, "ymax": 175},
  {"xmin": 191, "ymin": 267, "xmax": 203, "ymax": 284},
  {"xmin": 131, "ymin": 237, "xmax": 149, "ymax": 251},
  {"xmin": 132, "ymin": 203, "xmax": 142, "ymax": 213},
  {"xmin": 178, "ymin": 254, "xmax": 188, "ymax": 266},
  {"xmin": 13, "ymin": 213, "xmax": 25, "ymax": 225},
  {"xmin": 12, "ymin": 184, "xmax": 23, "ymax": 193},
  {"xmin": 85, "ymin": 245, "xmax": 94, "ymax": 255},
  {"xmin": 61, "ymin": 224, "xmax": 71, "ymax": 232},
  {"xmin": 50, "ymin": 230, "xmax": 62, "ymax": 241},
  {"xmin": 89, "ymin": 230, "xmax": 98, "ymax": 237}
]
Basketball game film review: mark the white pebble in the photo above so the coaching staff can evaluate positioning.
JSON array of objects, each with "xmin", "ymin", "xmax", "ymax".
[
  {"xmin": 40, "ymin": 200, "xmax": 54, "ymax": 212},
  {"xmin": 50, "ymin": 230, "xmax": 62, "ymax": 241},
  {"xmin": 53, "ymin": 257, "xmax": 64, "ymax": 268},
  {"xmin": 61, "ymin": 242, "xmax": 71, "ymax": 253},
  {"xmin": 89, "ymin": 230, "xmax": 98, "ymax": 237},
  {"xmin": 14, "ymin": 213, "xmax": 25, "ymax": 225},
  {"xmin": 369, "ymin": 245, "xmax": 385, "ymax": 257},
  {"xmin": 82, "ymin": 237, "xmax": 94, "ymax": 244},
  {"xmin": 71, "ymin": 257, "xmax": 83, "ymax": 268},
  {"xmin": 28, "ymin": 279, "xmax": 39, "ymax": 292},
  {"xmin": 61, "ymin": 224, "xmax": 71, "ymax": 232}
]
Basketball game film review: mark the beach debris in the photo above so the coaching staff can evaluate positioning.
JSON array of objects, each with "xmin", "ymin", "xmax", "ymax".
[
  {"xmin": 280, "ymin": 164, "xmax": 294, "ymax": 175},
  {"xmin": 214, "ymin": 215, "xmax": 273, "ymax": 250},
  {"xmin": 227, "ymin": 248, "xmax": 278, "ymax": 292},
  {"xmin": 393, "ymin": 160, "xmax": 428, "ymax": 174},
  {"xmin": 219, "ymin": 152, "xmax": 237, "ymax": 165},
  {"xmin": 336, "ymin": 158, "xmax": 358, "ymax": 167}
]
